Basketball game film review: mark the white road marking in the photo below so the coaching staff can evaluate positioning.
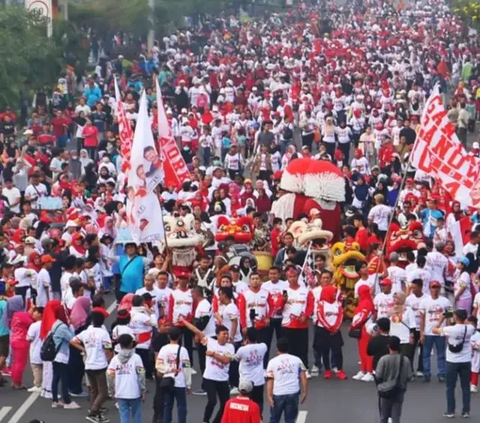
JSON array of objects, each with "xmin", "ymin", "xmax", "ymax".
[
  {"xmin": 296, "ymin": 411, "xmax": 308, "ymax": 423},
  {"xmin": 7, "ymin": 393, "xmax": 39, "ymax": 423},
  {"xmin": 107, "ymin": 299, "xmax": 117, "ymax": 314},
  {"xmin": 0, "ymin": 407, "xmax": 12, "ymax": 422}
]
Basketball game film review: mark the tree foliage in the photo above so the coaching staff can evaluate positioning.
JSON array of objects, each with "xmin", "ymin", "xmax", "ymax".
[
  {"xmin": 452, "ymin": 0, "xmax": 480, "ymax": 28},
  {"xmin": 0, "ymin": 6, "xmax": 63, "ymax": 109}
]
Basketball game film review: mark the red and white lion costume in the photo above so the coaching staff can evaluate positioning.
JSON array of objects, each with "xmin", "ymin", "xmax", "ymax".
[{"xmin": 272, "ymin": 158, "xmax": 344, "ymax": 241}]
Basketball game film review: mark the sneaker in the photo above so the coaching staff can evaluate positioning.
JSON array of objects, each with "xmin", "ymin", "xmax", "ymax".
[
  {"xmin": 305, "ymin": 370, "xmax": 312, "ymax": 379},
  {"xmin": 115, "ymin": 403, "xmax": 118, "ymax": 410},
  {"xmin": 332, "ymin": 367, "xmax": 338, "ymax": 373},
  {"xmin": 98, "ymin": 415, "xmax": 110, "ymax": 423},
  {"xmin": 70, "ymin": 390, "xmax": 89, "ymax": 397},
  {"xmin": 352, "ymin": 371, "xmax": 366, "ymax": 381},
  {"xmin": 471, "ymin": 385, "xmax": 478, "ymax": 393},
  {"xmin": 324, "ymin": 370, "xmax": 332, "ymax": 380},
  {"xmin": 462, "ymin": 413, "xmax": 470, "ymax": 419},
  {"xmin": 52, "ymin": 401, "xmax": 65, "ymax": 409},
  {"xmin": 416, "ymin": 371, "xmax": 424, "ymax": 377},
  {"xmin": 191, "ymin": 368, "xmax": 197, "ymax": 375},
  {"xmin": 2, "ymin": 367, "xmax": 12, "ymax": 377},
  {"xmin": 64, "ymin": 401, "xmax": 81, "ymax": 410},
  {"xmin": 27, "ymin": 386, "xmax": 42, "ymax": 393},
  {"xmin": 439, "ymin": 376, "xmax": 446, "ymax": 383},
  {"xmin": 310, "ymin": 365, "xmax": 320, "ymax": 377},
  {"xmin": 443, "ymin": 413, "xmax": 455, "ymax": 418},
  {"xmin": 335, "ymin": 370, "xmax": 348, "ymax": 380},
  {"xmin": 193, "ymin": 389, "xmax": 207, "ymax": 396},
  {"xmin": 361, "ymin": 373, "xmax": 375, "ymax": 382},
  {"xmin": 86, "ymin": 416, "xmax": 101, "ymax": 423},
  {"xmin": 229, "ymin": 387, "xmax": 239, "ymax": 395}
]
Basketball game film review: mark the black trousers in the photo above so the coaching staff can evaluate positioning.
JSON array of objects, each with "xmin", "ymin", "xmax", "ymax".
[
  {"xmin": 324, "ymin": 142, "xmax": 336, "ymax": 160},
  {"xmin": 302, "ymin": 133, "xmax": 314, "ymax": 150},
  {"xmin": 264, "ymin": 320, "xmax": 283, "ymax": 368},
  {"xmin": 14, "ymin": 286, "xmax": 29, "ymax": 306},
  {"xmin": 282, "ymin": 327, "xmax": 309, "ymax": 368},
  {"xmin": 179, "ymin": 326, "xmax": 194, "ymax": 367},
  {"xmin": 338, "ymin": 141, "xmax": 351, "ymax": 164},
  {"xmin": 314, "ymin": 326, "xmax": 343, "ymax": 371},
  {"xmin": 136, "ymin": 348, "xmax": 154, "ymax": 380},
  {"xmin": 153, "ymin": 373, "xmax": 165, "ymax": 423},
  {"xmin": 228, "ymin": 341, "xmax": 241, "ymax": 388},
  {"xmin": 203, "ymin": 378, "xmax": 230, "ymax": 423},
  {"xmin": 411, "ymin": 330, "xmax": 424, "ymax": 372},
  {"xmin": 251, "ymin": 384, "xmax": 265, "ymax": 417},
  {"xmin": 197, "ymin": 342, "xmax": 207, "ymax": 377},
  {"xmin": 68, "ymin": 344, "xmax": 85, "ymax": 394}
]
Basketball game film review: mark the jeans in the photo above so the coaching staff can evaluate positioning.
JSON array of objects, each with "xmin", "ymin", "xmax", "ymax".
[
  {"xmin": 52, "ymin": 361, "xmax": 71, "ymax": 404},
  {"xmin": 203, "ymin": 378, "xmax": 230, "ymax": 423},
  {"xmin": 422, "ymin": 335, "xmax": 446, "ymax": 377},
  {"xmin": 163, "ymin": 387, "xmax": 187, "ymax": 423},
  {"xmin": 446, "ymin": 361, "xmax": 471, "ymax": 414},
  {"xmin": 379, "ymin": 395, "xmax": 404, "ymax": 423},
  {"xmin": 269, "ymin": 392, "xmax": 299, "ymax": 423},
  {"xmin": 202, "ymin": 147, "xmax": 211, "ymax": 167},
  {"xmin": 118, "ymin": 398, "xmax": 142, "ymax": 423}
]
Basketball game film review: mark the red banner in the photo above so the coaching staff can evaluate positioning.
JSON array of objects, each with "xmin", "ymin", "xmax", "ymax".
[
  {"xmin": 114, "ymin": 79, "xmax": 134, "ymax": 173},
  {"xmin": 155, "ymin": 79, "xmax": 190, "ymax": 188}
]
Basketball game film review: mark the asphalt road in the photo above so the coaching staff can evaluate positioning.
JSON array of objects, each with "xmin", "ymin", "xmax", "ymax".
[{"xmin": 1, "ymin": 293, "xmax": 478, "ymax": 423}]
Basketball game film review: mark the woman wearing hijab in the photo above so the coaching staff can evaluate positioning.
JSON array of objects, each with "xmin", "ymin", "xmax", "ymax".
[
  {"xmin": 373, "ymin": 180, "xmax": 390, "ymax": 206},
  {"xmin": 315, "ymin": 285, "xmax": 347, "ymax": 380},
  {"xmin": 350, "ymin": 285, "xmax": 375, "ymax": 382},
  {"xmin": 67, "ymin": 297, "xmax": 91, "ymax": 398},
  {"xmin": 50, "ymin": 303, "xmax": 79, "ymax": 409},
  {"xmin": 388, "ymin": 292, "xmax": 416, "ymax": 361},
  {"xmin": 40, "ymin": 300, "xmax": 61, "ymax": 399},
  {"xmin": 4, "ymin": 295, "xmax": 33, "ymax": 389},
  {"xmin": 352, "ymin": 175, "xmax": 371, "ymax": 213},
  {"xmin": 28, "ymin": 252, "xmax": 42, "ymax": 273},
  {"xmin": 118, "ymin": 293, "xmax": 134, "ymax": 313},
  {"xmin": 454, "ymin": 257, "xmax": 473, "ymax": 312}
]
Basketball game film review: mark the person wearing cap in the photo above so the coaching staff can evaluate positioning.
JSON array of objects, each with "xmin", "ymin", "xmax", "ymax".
[
  {"xmin": 71, "ymin": 308, "xmax": 113, "ymax": 422},
  {"xmin": 220, "ymin": 379, "xmax": 262, "ymax": 423},
  {"xmin": 266, "ymin": 337, "xmax": 308, "ymax": 423},
  {"xmin": 453, "ymin": 257, "xmax": 473, "ymax": 311},
  {"xmin": 24, "ymin": 172, "xmax": 48, "ymax": 210},
  {"xmin": 419, "ymin": 280, "xmax": 452, "ymax": 383},
  {"xmin": 374, "ymin": 278, "xmax": 395, "ymax": 320},
  {"xmin": 432, "ymin": 309, "xmax": 476, "ymax": 418},
  {"xmin": 107, "ymin": 334, "xmax": 146, "ymax": 423},
  {"xmin": 36, "ymin": 255, "xmax": 56, "ymax": 307},
  {"xmin": 375, "ymin": 336, "xmax": 413, "ymax": 423}
]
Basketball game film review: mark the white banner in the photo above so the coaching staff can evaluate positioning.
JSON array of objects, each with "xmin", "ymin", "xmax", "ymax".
[
  {"xmin": 126, "ymin": 91, "xmax": 165, "ymax": 243},
  {"xmin": 410, "ymin": 89, "xmax": 480, "ymax": 208},
  {"xmin": 26, "ymin": 0, "xmax": 53, "ymax": 37}
]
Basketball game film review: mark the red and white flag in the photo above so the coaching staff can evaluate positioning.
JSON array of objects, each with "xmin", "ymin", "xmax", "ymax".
[
  {"xmin": 448, "ymin": 216, "xmax": 472, "ymax": 256},
  {"xmin": 114, "ymin": 78, "xmax": 134, "ymax": 173},
  {"xmin": 155, "ymin": 78, "xmax": 190, "ymax": 189},
  {"xmin": 410, "ymin": 87, "xmax": 480, "ymax": 207}
]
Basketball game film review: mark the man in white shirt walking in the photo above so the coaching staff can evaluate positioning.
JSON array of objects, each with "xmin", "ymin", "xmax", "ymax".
[{"xmin": 266, "ymin": 337, "xmax": 308, "ymax": 423}]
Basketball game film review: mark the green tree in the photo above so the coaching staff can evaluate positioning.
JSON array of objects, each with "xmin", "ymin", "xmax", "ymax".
[
  {"xmin": 452, "ymin": 0, "xmax": 480, "ymax": 32},
  {"xmin": 0, "ymin": 6, "xmax": 63, "ymax": 109}
]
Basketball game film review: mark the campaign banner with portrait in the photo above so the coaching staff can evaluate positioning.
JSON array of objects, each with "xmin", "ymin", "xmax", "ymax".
[
  {"xmin": 126, "ymin": 91, "xmax": 165, "ymax": 243},
  {"xmin": 410, "ymin": 89, "xmax": 480, "ymax": 208}
]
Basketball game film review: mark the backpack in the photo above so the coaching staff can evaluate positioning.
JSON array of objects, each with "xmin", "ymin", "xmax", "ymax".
[{"xmin": 40, "ymin": 324, "xmax": 62, "ymax": 362}]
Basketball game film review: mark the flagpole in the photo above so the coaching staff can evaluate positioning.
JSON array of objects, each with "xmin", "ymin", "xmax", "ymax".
[{"xmin": 300, "ymin": 241, "xmax": 313, "ymax": 278}]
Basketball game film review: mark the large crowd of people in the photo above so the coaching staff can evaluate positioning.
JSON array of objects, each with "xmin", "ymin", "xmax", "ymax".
[{"xmin": 1, "ymin": 0, "xmax": 480, "ymax": 422}]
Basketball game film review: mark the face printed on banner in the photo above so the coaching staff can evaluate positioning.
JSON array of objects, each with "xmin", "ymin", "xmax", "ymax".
[{"xmin": 470, "ymin": 177, "xmax": 480, "ymax": 209}]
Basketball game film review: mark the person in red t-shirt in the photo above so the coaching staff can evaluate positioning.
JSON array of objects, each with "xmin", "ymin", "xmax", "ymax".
[
  {"xmin": 353, "ymin": 213, "xmax": 369, "ymax": 254},
  {"xmin": 82, "ymin": 119, "xmax": 99, "ymax": 159},
  {"xmin": 50, "ymin": 110, "xmax": 72, "ymax": 148},
  {"xmin": 221, "ymin": 380, "xmax": 261, "ymax": 423}
]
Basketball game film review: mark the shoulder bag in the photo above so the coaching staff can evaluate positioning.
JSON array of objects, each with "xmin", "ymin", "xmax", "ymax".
[{"xmin": 159, "ymin": 343, "xmax": 182, "ymax": 392}]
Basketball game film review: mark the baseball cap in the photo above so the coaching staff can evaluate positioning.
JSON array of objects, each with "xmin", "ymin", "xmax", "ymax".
[
  {"xmin": 41, "ymin": 255, "xmax": 56, "ymax": 264},
  {"xmin": 429, "ymin": 280, "xmax": 441, "ymax": 288},
  {"xmin": 92, "ymin": 307, "xmax": 109, "ymax": 317},
  {"xmin": 177, "ymin": 271, "xmax": 190, "ymax": 279},
  {"xmin": 230, "ymin": 265, "xmax": 240, "ymax": 272},
  {"xmin": 459, "ymin": 257, "xmax": 470, "ymax": 267},
  {"xmin": 238, "ymin": 379, "xmax": 253, "ymax": 394},
  {"xmin": 380, "ymin": 278, "xmax": 392, "ymax": 286},
  {"xmin": 25, "ymin": 236, "xmax": 37, "ymax": 245}
]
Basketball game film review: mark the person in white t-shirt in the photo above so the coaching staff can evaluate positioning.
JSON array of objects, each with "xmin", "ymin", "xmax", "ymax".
[
  {"xmin": 71, "ymin": 308, "xmax": 113, "ymax": 422},
  {"xmin": 368, "ymin": 194, "xmax": 391, "ymax": 237},
  {"xmin": 405, "ymin": 279, "xmax": 427, "ymax": 376},
  {"xmin": 420, "ymin": 280, "xmax": 452, "ymax": 382},
  {"xmin": 454, "ymin": 257, "xmax": 473, "ymax": 312},
  {"xmin": 266, "ymin": 337, "xmax": 308, "ymax": 423},
  {"xmin": 473, "ymin": 292, "xmax": 480, "ymax": 330},
  {"xmin": 386, "ymin": 252, "xmax": 407, "ymax": 293},
  {"xmin": 2, "ymin": 179, "xmax": 21, "ymax": 214},
  {"xmin": 26, "ymin": 307, "xmax": 43, "ymax": 392},
  {"xmin": 235, "ymin": 328, "xmax": 268, "ymax": 415},
  {"xmin": 388, "ymin": 292, "xmax": 416, "ymax": 360},
  {"xmin": 374, "ymin": 278, "xmax": 395, "ymax": 320},
  {"xmin": 107, "ymin": 334, "xmax": 146, "ymax": 423},
  {"xmin": 180, "ymin": 320, "xmax": 234, "ymax": 423},
  {"xmin": 155, "ymin": 327, "xmax": 192, "ymax": 423},
  {"xmin": 432, "ymin": 309, "xmax": 476, "ymax": 418},
  {"xmin": 36, "ymin": 255, "xmax": 55, "ymax": 307}
]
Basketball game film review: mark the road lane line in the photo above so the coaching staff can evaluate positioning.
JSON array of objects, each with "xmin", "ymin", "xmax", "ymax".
[
  {"xmin": 0, "ymin": 407, "xmax": 12, "ymax": 422},
  {"xmin": 296, "ymin": 411, "xmax": 308, "ymax": 423},
  {"xmin": 107, "ymin": 299, "xmax": 117, "ymax": 314},
  {"xmin": 7, "ymin": 393, "xmax": 39, "ymax": 423}
]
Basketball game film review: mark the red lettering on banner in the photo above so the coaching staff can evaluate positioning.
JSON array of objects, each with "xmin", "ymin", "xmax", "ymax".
[
  {"xmin": 440, "ymin": 122, "xmax": 456, "ymax": 139},
  {"xmin": 417, "ymin": 147, "xmax": 431, "ymax": 172},
  {"xmin": 445, "ymin": 181, "xmax": 461, "ymax": 198},
  {"xmin": 431, "ymin": 110, "xmax": 446, "ymax": 126},
  {"xmin": 447, "ymin": 147, "xmax": 465, "ymax": 170},
  {"xmin": 466, "ymin": 157, "xmax": 480, "ymax": 181},
  {"xmin": 431, "ymin": 134, "xmax": 452, "ymax": 158},
  {"xmin": 422, "ymin": 126, "xmax": 436, "ymax": 145}
]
